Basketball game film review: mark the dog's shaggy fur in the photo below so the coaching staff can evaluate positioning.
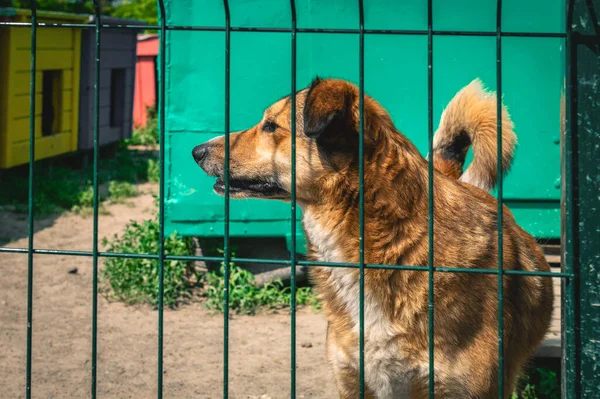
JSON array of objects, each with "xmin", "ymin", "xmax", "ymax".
[{"xmin": 192, "ymin": 78, "xmax": 553, "ymax": 398}]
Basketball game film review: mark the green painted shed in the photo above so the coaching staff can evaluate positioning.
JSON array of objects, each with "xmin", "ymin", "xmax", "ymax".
[{"xmin": 163, "ymin": 0, "xmax": 565, "ymax": 254}]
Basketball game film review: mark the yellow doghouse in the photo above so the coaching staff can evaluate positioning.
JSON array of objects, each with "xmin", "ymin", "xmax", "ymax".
[{"xmin": 0, "ymin": 8, "xmax": 86, "ymax": 169}]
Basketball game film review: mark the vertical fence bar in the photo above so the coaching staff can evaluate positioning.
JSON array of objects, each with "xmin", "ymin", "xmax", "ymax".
[
  {"xmin": 561, "ymin": 1, "xmax": 577, "ymax": 397},
  {"xmin": 357, "ymin": 1, "xmax": 365, "ymax": 398},
  {"xmin": 426, "ymin": 0, "xmax": 435, "ymax": 397},
  {"xmin": 25, "ymin": 2, "xmax": 37, "ymax": 398},
  {"xmin": 562, "ymin": 1, "xmax": 600, "ymax": 397},
  {"xmin": 157, "ymin": 0, "xmax": 167, "ymax": 397},
  {"xmin": 223, "ymin": 1, "xmax": 231, "ymax": 397},
  {"xmin": 90, "ymin": 2, "xmax": 101, "ymax": 397},
  {"xmin": 495, "ymin": 1, "xmax": 505, "ymax": 397},
  {"xmin": 289, "ymin": 1, "xmax": 297, "ymax": 398}
]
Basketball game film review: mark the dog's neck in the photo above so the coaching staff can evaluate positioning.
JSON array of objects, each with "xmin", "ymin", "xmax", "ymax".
[{"xmin": 301, "ymin": 128, "xmax": 430, "ymax": 266}]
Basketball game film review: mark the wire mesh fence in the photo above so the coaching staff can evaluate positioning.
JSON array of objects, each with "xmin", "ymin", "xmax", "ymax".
[{"xmin": 1, "ymin": 0, "xmax": 599, "ymax": 398}]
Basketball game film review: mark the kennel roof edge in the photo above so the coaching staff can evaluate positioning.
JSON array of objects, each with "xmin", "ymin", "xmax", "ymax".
[{"xmin": 0, "ymin": 7, "xmax": 89, "ymax": 22}]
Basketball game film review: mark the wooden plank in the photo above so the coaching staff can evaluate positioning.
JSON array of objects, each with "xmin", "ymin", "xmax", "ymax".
[
  {"xmin": 9, "ymin": 90, "xmax": 73, "ymax": 119},
  {"xmin": 12, "ymin": 26, "xmax": 75, "ymax": 50},
  {"xmin": 543, "ymin": 243, "xmax": 561, "ymax": 265},
  {"xmin": 6, "ymin": 116, "xmax": 42, "ymax": 141},
  {"xmin": 8, "ymin": 110, "xmax": 72, "ymax": 143},
  {"xmin": 80, "ymin": 69, "xmax": 134, "ymax": 92},
  {"xmin": 12, "ymin": 70, "xmax": 73, "ymax": 95},
  {"xmin": 13, "ymin": 49, "xmax": 75, "ymax": 73},
  {"xmin": 82, "ymin": 29, "xmax": 138, "ymax": 52},
  {"xmin": 10, "ymin": 93, "xmax": 42, "ymax": 120},
  {"xmin": 101, "ymin": 30, "xmax": 138, "ymax": 51},
  {"xmin": 536, "ymin": 265, "xmax": 562, "ymax": 358},
  {"xmin": 0, "ymin": 28, "xmax": 10, "ymax": 137},
  {"xmin": 8, "ymin": 132, "xmax": 76, "ymax": 167}
]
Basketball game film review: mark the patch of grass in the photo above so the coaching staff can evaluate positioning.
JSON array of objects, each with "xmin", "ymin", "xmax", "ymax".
[
  {"xmin": 102, "ymin": 211, "xmax": 197, "ymax": 307},
  {"xmin": 126, "ymin": 107, "xmax": 159, "ymax": 146},
  {"xmin": 108, "ymin": 181, "xmax": 139, "ymax": 204},
  {"xmin": 511, "ymin": 367, "xmax": 560, "ymax": 399},
  {"xmin": 297, "ymin": 285, "xmax": 321, "ymax": 311},
  {"xmin": 147, "ymin": 159, "xmax": 160, "ymax": 183},
  {"xmin": 69, "ymin": 180, "xmax": 139, "ymax": 215},
  {"xmin": 0, "ymin": 146, "xmax": 157, "ymax": 217},
  {"xmin": 203, "ymin": 254, "xmax": 320, "ymax": 315},
  {"xmin": 71, "ymin": 183, "xmax": 106, "ymax": 215},
  {"xmin": 76, "ymin": 182, "xmax": 95, "ymax": 208},
  {"xmin": 101, "ymin": 205, "xmax": 319, "ymax": 311}
]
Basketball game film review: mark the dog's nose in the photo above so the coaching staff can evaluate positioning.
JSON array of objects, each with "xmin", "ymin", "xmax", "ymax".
[{"xmin": 192, "ymin": 144, "xmax": 208, "ymax": 164}]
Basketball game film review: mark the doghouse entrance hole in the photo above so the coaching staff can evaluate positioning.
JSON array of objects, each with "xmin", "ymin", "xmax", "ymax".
[
  {"xmin": 110, "ymin": 68, "xmax": 126, "ymax": 127},
  {"xmin": 41, "ymin": 70, "xmax": 63, "ymax": 136}
]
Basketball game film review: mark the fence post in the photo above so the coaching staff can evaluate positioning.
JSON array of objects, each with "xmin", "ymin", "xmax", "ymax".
[{"xmin": 563, "ymin": 1, "xmax": 600, "ymax": 398}]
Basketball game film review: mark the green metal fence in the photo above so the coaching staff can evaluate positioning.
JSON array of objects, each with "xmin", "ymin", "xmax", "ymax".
[{"xmin": 0, "ymin": 0, "xmax": 599, "ymax": 398}]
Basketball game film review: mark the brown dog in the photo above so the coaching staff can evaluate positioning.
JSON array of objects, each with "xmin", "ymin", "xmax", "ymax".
[{"xmin": 192, "ymin": 78, "xmax": 553, "ymax": 398}]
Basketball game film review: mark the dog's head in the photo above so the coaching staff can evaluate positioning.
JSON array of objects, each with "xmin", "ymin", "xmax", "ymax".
[{"xmin": 192, "ymin": 77, "xmax": 385, "ymax": 202}]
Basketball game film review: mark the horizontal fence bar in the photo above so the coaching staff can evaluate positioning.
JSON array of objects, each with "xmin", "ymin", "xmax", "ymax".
[
  {"xmin": 0, "ymin": 21, "xmax": 567, "ymax": 38},
  {"xmin": 0, "ymin": 246, "xmax": 572, "ymax": 277}
]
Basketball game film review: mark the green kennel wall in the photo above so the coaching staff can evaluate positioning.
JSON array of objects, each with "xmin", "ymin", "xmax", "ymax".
[{"xmin": 163, "ymin": 0, "xmax": 565, "ymax": 253}]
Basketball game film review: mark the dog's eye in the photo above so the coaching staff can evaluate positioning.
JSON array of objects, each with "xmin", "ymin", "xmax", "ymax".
[{"xmin": 263, "ymin": 120, "xmax": 278, "ymax": 133}]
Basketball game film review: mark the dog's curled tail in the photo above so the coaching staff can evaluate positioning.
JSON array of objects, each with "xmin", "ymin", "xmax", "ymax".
[{"xmin": 431, "ymin": 79, "xmax": 516, "ymax": 192}]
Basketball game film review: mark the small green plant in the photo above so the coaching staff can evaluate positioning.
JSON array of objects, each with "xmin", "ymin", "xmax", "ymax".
[
  {"xmin": 71, "ymin": 183, "xmax": 105, "ymax": 215},
  {"xmin": 108, "ymin": 181, "xmax": 139, "ymax": 204},
  {"xmin": 511, "ymin": 367, "xmax": 560, "ymax": 399},
  {"xmin": 126, "ymin": 107, "xmax": 159, "ymax": 146},
  {"xmin": 203, "ymin": 255, "xmax": 320, "ymax": 315},
  {"xmin": 102, "ymin": 214, "xmax": 196, "ymax": 307},
  {"xmin": 69, "ymin": 180, "xmax": 139, "ymax": 214},
  {"xmin": 536, "ymin": 368, "xmax": 559, "ymax": 399},
  {"xmin": 77, "ymin": 183, "xmax": 95, "ymax": 208},
  {"xmin": 147, "ymin": 159, "xmax": 160, "ymax": 183}
]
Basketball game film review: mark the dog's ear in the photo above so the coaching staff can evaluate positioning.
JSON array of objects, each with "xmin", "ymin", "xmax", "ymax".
[{"xmin": 303, "ymin": 77, "xmax": 356, "ymax": 139}]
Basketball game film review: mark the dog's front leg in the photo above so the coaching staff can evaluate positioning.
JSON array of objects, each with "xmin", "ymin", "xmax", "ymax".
[{"xmin": 326, "ymin": 322, "xmax": 377, "ymax": 399}]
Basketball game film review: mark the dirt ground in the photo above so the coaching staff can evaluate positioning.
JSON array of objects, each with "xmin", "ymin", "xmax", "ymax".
[{"xmin": 0, "ymin": 183, "xmax": 336, "ymax": 399}]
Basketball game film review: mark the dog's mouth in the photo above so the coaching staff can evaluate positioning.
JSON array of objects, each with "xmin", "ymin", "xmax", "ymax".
[{"xmin": 213, "ymin": 177, "xmax": 288, "ymax": 199}]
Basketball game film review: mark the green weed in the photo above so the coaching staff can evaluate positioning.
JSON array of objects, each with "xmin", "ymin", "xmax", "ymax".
[
  {"xmin": 203, "ymin": 254, "xmax": 320, "ymax": 315},
  {"xmin": 108, "ymin": 181, "xmax": 139, "ymax": 204},
  {"xmin": 147, "ymin": 159, "xmax": 160, "ymax": 183},
  {"xmin": 511, "ymin": 367, "xmax": 560, "ymax": 399},
  {"xmin": 126, "ymin": 107, "xmax": 159, "ymax": 146},
  {"xmin": 77, "ymin": 183, "xmax": 95, "ymax": 208},
  {"xmin": 102, "ymin": 213, "xmax": 197, "ymax": 307},
  {"xmin": 71, "ymin": 183, "xmax": 106, "ymax": 215}
]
